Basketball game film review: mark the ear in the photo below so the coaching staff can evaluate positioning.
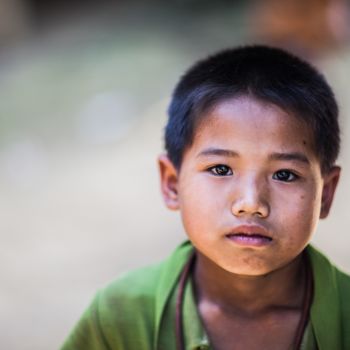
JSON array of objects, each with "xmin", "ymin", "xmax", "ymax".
[
  {"xmin": 320, "ymin": 166, "xmax": 341, "ymax": 219},
  {"xmin": 158, "ymin": 154, "xmax": 180, "ymax": 210}
]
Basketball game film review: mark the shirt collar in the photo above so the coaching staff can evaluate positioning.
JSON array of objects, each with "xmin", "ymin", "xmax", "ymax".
[
  {"xmin": 155, "ymin": 241, "xmax": 193, "ymax": 347},
  {"xmin": 183, "ymin": 276, "xmax": 211, "ymax": 350}
]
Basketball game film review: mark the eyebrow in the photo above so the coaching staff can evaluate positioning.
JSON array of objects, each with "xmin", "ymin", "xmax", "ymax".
[
  {"xmin": 196, "ymin": 148, "xmax": 310, "ymax": 165},
  {"xmin": 268, "ymin": 152, "xmax": 310, "ymax": 165},
  {"xmin": 196, "ymin": 148, "xmax": 239, "ymax": 158}
]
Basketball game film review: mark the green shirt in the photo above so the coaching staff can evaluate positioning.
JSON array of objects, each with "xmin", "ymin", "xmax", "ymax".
[{"xmin": 61, "ymin": 241, "xmax": 350, "ymax": 349}]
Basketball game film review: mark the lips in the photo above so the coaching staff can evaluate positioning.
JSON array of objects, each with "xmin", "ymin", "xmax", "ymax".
[{"xmin": 225, "ymin": 225, "xmax": 272, "ymax": 247}]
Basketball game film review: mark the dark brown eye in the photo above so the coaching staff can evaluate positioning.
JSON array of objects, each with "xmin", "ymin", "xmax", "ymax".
[
  {"xmin": 209, "ymin": 165, "xmax": 233, "ymax": 176},
  {"xmin": 273, "ymin": 170, "xmax": 297, "ymax": 182}
]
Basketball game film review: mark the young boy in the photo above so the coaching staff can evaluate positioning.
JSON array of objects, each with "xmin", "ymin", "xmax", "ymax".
[{"xmin": 62, "ymin": 45, "xmax": 350, "ymax": 349}]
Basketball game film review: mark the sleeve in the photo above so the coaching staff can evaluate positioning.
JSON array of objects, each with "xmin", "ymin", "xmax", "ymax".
[{"xmin": 60, "ymin": 291, "xmax": 111, "ymax": 350}]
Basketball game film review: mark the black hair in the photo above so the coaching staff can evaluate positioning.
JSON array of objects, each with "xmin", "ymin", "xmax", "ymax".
[{"xmin": 165, "ymin": 45, "xmax": 340, "ymax": 173}]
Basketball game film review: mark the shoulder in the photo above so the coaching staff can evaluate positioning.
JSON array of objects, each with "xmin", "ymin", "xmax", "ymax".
[
  {"xmin": 333, "ymin": 264, "xmax": 350, "ymax": 334},
  {"xmin": 101, "ymin": 262, "xmax": 163, "ymax": 304},
  {"xmin": 325, "ymin": 257, "xmax": 350, "ymax": 346},
  {"xmin": 61, "ymin": 265, "xmax": 162, "ymax": 350},
  {"xmin": 307, "ymin": 244, "xmax": 350, "ymax": 301},
  {"xmin": 90, "ymin": 264, "xmax": 163, "ymax": 349},
  {"xmin": 97, "ymin": 241, "xmax": 193, "ymax": 346},
  {"xmin": 307, "ymin": 245, "xmax": 350, "ymax": 347},
  {"xmin": 307, "ymin": 244, "xmax": 350, "ymax": 291},
  {"xmin": 98, "ymin": 240, "xmax": 193, "ymax": 313},
  {"xmin": 61, "ymin": 241, "xmax": 193, "ymax": 350}
]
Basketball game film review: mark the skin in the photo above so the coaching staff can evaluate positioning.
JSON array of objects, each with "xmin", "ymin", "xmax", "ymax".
[{"xmin": 159, "ymin": 96, "xmax": 340, "ymax": 349}]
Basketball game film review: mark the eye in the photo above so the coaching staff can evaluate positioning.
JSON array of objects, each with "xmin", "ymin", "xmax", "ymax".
[
  {"xmin": 208, "ymin": 164, "xmax": 233, "ymax": 176},
  {"xmin": 273, "ymin": 169, "xmax": 298, "ymax": 182}
]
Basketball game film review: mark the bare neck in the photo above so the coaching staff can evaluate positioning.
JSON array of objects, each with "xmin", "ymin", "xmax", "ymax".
[{"xmin": 193, "ymin": 251, "xmax": 306, "ymax": 317}]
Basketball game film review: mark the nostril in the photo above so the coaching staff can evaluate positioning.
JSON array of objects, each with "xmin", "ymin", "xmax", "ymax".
[{"xmin": 231, "ymin": 199, "xmax": 270, "ymax": 218}]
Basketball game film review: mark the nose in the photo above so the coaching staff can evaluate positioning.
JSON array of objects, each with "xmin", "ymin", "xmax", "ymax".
[{"xmin": 231, "ymin": 176, "xmax": 270, "ymax": 218}]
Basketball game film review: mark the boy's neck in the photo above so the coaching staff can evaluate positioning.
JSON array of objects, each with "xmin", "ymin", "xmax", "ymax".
[{"xmin": 193, "ymin": 251, "xmax": 306, "ymax": 317}]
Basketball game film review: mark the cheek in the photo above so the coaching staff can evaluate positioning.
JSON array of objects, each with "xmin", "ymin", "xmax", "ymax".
[
  {"xmin": 178, "ymin": 177, "xmax": 224, "ymax": 235},
  {"xmin": 276, "ymin": 187, "xmax": 322, "ymax": 241}
]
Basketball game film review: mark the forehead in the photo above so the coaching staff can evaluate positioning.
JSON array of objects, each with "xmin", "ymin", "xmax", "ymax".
[{"xmin": 189, "ymin": 96, "xmax": 317, "ymax": 159}]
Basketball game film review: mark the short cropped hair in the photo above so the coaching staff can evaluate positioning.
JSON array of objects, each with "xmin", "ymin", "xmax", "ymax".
[{"xmin": 165, "ymin": 45, "xmax": 340, "ymax": 173}]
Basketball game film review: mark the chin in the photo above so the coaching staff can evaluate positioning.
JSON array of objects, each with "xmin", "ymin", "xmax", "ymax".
[
  {"xmin": 225, "ymin": 266, "xmax": 273, "ymax": 277},
  {"xmin": 218, "ymin": 257, "xmax": 276, "ymax": 277}
]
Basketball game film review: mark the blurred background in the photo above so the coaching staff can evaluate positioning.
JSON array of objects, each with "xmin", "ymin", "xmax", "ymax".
[{"xmin": 0, "ymin": 0, "xmax": 350, "ymax": 349}]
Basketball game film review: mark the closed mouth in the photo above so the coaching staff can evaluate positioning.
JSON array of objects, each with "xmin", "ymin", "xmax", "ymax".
[
  {"xmin": 225, "ymin": 225, "xmax": 273, "ymax": 246},
  {"xmin": 226, "ymin": 233, "xmax": 272, "ymax": 242}
]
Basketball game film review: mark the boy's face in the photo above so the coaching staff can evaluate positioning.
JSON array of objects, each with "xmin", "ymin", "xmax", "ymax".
[{"xmin": 159, "ymin": 96, "xmax": 340, "ymax": 276}]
